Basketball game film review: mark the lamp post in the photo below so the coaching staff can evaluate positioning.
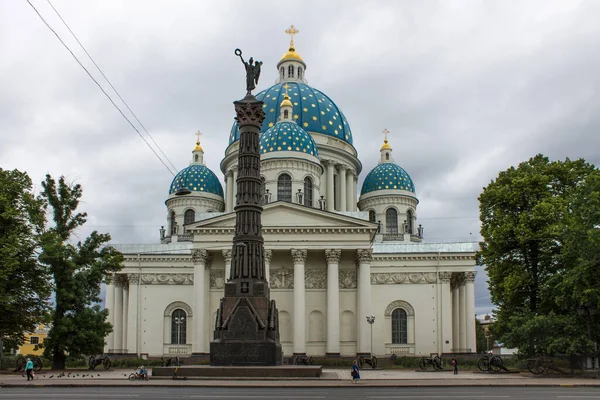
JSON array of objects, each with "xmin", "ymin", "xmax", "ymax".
[
  {"xmin": 366, "ymin": 315, "xmax": 375, "ymax": 357},
  {"xmin": 577, "ymin": 302, "xmax": 597, "ymax": 370},
  {"xmin": 174, "ymin": 315, "xmax": 185, "ymax": 354}
]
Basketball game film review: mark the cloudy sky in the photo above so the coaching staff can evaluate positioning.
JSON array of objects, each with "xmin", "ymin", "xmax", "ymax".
[{"xmin": 2, "ymin": 0, "xmax": 600, "ymax": 315}]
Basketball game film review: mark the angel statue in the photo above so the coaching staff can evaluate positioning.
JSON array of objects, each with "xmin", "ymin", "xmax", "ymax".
[{"xmin": 235, "ymin": 48, "xmax": 263, "ymax": 95}]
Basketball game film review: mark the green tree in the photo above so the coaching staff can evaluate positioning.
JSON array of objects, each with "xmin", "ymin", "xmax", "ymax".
[
  {"xmin": 475, "ymin": 319, "xmax": 488, "ymax": 354},
  {"xmin": 0, "ymin": 168, "xmax": 51, "ymax": 345},
  {"xmin": 37, "ymin": 175, "xmax": 123, "ymax": 369},
  {"xmin": 477, "ymin": 154, "xmax": 598, "ymax": 357}
]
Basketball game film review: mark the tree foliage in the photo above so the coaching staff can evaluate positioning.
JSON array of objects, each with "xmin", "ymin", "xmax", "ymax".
[
  {"xmin": 478, "ymin": 154, "xmax": 600, "ymax": 357},
  {"xmin": 0, "ymin": 168, "xmax": 51, "ymax": 345},
  {"xmin": 37, "ymin": 175, "xmax": 123, "ymax": 369}
]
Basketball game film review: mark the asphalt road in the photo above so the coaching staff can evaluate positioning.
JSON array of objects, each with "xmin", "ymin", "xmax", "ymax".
[{"xmin": 1, "ymin": 387, "xmax": 600, "ymax": 400}]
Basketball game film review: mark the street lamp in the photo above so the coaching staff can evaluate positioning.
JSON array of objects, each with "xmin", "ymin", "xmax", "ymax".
[
  {"xmin": 366, "ymin": 315, "xmax": 375, "ymax": 357},
  {"xmin": 174, "ymin": 315, "xmax": 185, "ymax": 354},
  {"xmin": 577, "ymin": 302, "xmax": 598, "ymax": 370}
]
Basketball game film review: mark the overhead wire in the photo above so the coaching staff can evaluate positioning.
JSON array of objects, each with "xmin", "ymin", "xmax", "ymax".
[{"xmin": 24, "ymin": 0, "xmax": 177, "ymax": 177}]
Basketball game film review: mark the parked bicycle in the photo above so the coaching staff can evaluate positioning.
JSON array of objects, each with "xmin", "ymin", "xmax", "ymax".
[
  {"xmin": 477, "ymin": 354, "xmax": 506, "ymax": 372},
  {"xmin": 419, "ymin": 355, "xmax": 443, "ymax": 370},
  {"xmin": 14, "ymin": 356, "xmax": 43, "ymax": 372}
]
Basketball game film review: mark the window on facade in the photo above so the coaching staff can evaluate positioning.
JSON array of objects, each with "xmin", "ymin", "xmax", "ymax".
[
  {"xmin": 386, "ymin": 153, "xmax": 389, "ymax": 160},
  {"xmin": 386, "ymin": 208, "xmax": 398, "ymax": 234},
  {"xmin": 194, "ymin": 154, "xmax": 198, "ymax": 162},
  {"xmin": 280, "ymin": 67, "xmax": 284, "ymax": 80},
  {"xmin": 406, "ymin": 209, "xmax": 414, "ymax": 235},
  {"xmin": 284, "ymin": 109, "xmax": 289, "ymax": 119},
  {"xmin": 171, "ymin": 309, "xmax": 187, "ymax": 344},
  {"xmin": 288, "ymin": 65, "xmax": 294, "ymax": 78},
  {"xmin": 29, "ymin": 336, "xmax": 39, "ymax": 345},
  {"xmin": 170, "ymin": 211, "xmax": 177, "ymax": 235},
  {"xmin": 298, "ymin": 67, "xmax": 303, "ymax": 79},
  {"xmin": 184, "ymin": 209, "xmax": 195, "ymax": 226},
  {"xmin": 303, "ymin": 177, "xmax": 313, "ymax": 207},
  {"xmin": 391, "ymin": 309, "xmax": 408, "ymax": 344},
  {"xmin": 369, "ymin": 210, "xmax": 376, "ymax": 223},
  {"xmin": 277, "ymin": 174, "xmax": 292, "ymax": 202}
]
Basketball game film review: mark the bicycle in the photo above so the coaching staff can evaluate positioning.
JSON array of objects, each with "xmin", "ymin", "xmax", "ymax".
[{"xmin": 128, "ymin": 368, "xmax": 149, "ymax": 381}]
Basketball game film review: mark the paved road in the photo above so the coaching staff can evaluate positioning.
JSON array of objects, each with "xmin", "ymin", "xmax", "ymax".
[{"xmin": 1, "ymin": 387, "xmax": 600, "ymax": 399}]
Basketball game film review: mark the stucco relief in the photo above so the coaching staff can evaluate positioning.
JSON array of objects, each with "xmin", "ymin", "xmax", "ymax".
[
  {"xmin": 269, "ymin": 269, "xmax": 294, "ymax": 289},
  {"xmin": 305, "ymin": 269, "xmax": 326, "ymax": 289},
  {"xmin": 210, "ymin": 269, "xmax": 225, "ymax": 289},
  {"xmin": 338, "ymin": 269, "xmax": 357, "ymax": 289},
  {"xmin": 371, "ymin": 272, "xmax": 437, "ymax": 285},
  {"xmin": 140, "ymin": 273, "xmax": 193, "ymax": 285}
]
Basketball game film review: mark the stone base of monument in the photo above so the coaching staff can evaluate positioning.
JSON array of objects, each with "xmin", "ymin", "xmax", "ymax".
[{"xmin": 151, "ymin": 365, "xmax": 322, "ymax": 378}]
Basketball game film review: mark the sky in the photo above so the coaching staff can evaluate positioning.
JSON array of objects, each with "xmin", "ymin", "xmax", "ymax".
[{"xmin": 2, "ymin": 0, "xmax": 600, "ymax": 316}]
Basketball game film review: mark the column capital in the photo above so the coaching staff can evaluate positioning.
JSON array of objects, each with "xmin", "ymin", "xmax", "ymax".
[
  {"xmin": 438, "ymin": 271, "xmax": 452, "ymax": 283},
  {"xmin": 323, "ymin": 159, "xmax": 336, "ymax": 167},
  {"xmin": 127, "ymin": 273, "xmax": 140, "ymax": 284},
  {"xmin": 222, "ymin": 249, "xmax": 232, "ymax": 262},
  {"xmin": 325, "ymin": 249, "xmax": 342, "ymax": 264},
  {"xmin": 112, "ymin": 274, "xmax": 127, "ymax": 288},
  {"xmin": 226, "ymin": 168, "xmax": 235, "ymax": 177},
  {"xmin": 264, "ymin": 249, "xmax": 273, "ymax": 263},
  {"xmin": 192, "ymin": 249, "xmax": 209, "ymax": 265},
  {"xmin": 356, "ymin": 249, "xmax": 373, "ymax": 263},
  {"xmin": 234, "ymin": 99, "xmax": 266, "ymax": 129},
  {"xmin": 337, "ymin": 163, "xmax": 349, "ymax": 171},
  {"xmin": 464, "ymin": 271, "xmax": 477, "ymax": 283},
  {"xmin": 291, "ymin": 248, "xmax": 307, "ymax": 264}
]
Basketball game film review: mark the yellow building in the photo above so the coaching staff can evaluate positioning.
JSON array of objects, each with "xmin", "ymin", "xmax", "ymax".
[{"xmin": 18, "ymin": 325, "xmax": 49, "ymax": 356}]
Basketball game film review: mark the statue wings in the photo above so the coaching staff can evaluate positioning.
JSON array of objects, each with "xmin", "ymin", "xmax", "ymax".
[{"xmin": 254, "ymin": 61, "xmax": 263, "ymax": 85}]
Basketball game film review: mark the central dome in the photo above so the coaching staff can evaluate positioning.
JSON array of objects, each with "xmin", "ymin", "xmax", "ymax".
[{"xmin": 229, "ymin": 82, "xmax": 353, "ymax": 145}]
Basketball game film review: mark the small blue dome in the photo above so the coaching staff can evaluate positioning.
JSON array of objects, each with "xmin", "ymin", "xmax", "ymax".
[
  {"xmin": 361, "ymin": 163, "xmax": 415, "ymax": 195},
  {"xmin": 229, "ymin": 82, "xmax": 353, "ymax": 145},
  {"xmin": 260, "ymin": 121, "xmax": 319, "ymax": 157},
  {"xmin": 169, "ymin": 164, "xmax": 224, "ymax": 197}
]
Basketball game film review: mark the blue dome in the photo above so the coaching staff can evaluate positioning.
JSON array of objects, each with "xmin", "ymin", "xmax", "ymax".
[
  {"xmin": 260, "ymin": 121, "xmax": 319, "ymax": 157},
  {"xmin": 169, "ymin": 164, "xmax": 224, "ymax": 197},
  {"xmin": 361, "ymin": 163, "xmax": 416, "ymax": 195},
  {"xmin": 229, "ymin": 82, "xmax": 353, "ymax": 145}
]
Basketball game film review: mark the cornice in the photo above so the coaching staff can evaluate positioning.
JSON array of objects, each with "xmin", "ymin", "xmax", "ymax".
[{"xmin": 373, "ymin": 254, "xmax": 475, "ymax": 261}]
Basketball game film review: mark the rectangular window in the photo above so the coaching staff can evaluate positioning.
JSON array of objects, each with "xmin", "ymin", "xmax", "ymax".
[{"xmin": 30, "ymin": 336, "xmax": 39, "ymax": 345}]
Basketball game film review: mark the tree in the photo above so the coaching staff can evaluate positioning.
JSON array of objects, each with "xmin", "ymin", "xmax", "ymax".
[
  {"xmin": 477, "ymin": 154, "xmax": 599, "ymax": 357},
  {"xmin": 37, "ymin": 175, "xmax": 123, "ymax": 369},
  {"xmin": 0, "ymin": 168, "xmax": 51, "ymax": 346},
  {"xmin": 475, "ymin": 319, "xmax": 488, "ymax": 354}
]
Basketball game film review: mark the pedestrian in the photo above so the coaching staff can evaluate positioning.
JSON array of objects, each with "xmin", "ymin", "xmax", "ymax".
[
  {"xmin": 351, "ymin": 359, "xmax": 360, "ymax": 383},
  {"xmin": 25, "ymin": 358, "xmax": 34, "ymax": 381},
  {"xmin": 451, "ymin": 355, "xmax": 458, "ymax": 375}
]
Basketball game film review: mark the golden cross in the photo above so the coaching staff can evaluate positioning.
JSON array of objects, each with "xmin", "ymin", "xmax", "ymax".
[
  {"xmin": 283, "ymin": 83, "xmax": 290, "ymax": 96},
  {"xmin": 383, "ymin": 128, "xmax": 389, "ymax": 142},
  {"xmin": 195, "ymin": 130, "xmax": 202, "ymax": 143},
  {"xmin": 285, "ymin": 25, "xmax": 299, "ymax": 49}
]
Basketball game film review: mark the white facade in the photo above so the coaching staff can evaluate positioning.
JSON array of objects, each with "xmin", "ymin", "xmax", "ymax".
[{"xmin": 105, "ymin": 34, "xmax": 477, "ymax": 359}]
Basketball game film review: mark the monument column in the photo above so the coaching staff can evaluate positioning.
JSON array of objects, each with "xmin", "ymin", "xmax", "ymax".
[
  {"xmin": 192, "ymin": 249, "xmax": 208, "ymax": 354},
  {"xmin": 451, "ymin": 275, "xmax": 460, "ymax": 352},
  {"xmin": 439, "ymin": 272, "xmax": 453, "ymax": 354},
  {"xmin": 338, "ymin": 165, "xmax": 347, "ymax": 212},
  {"xmin": 122, "ymin": 280, "xmax": 129, "ymax": 352},
  {"xmin": 222, "ymin": 249, "xmax": 232, "ymax": 281},
  {"xmin": 465, "ymin": 271, "xmax": 477, "ymax": 353},
  {"xmin": 225, "ymin": 170, "xmax": 234, "ymax": 212},
  {"xmin": 292, "ymin": 249, "xmax": 307, "ymax": 355},
  {"xmin": 233, "ymin": 168, "xmax": 239, "ymax": 207},
  {"xmin": 113, "ymin": 275, "xmax": 123, "ymax": 353},
  {"xmin": 356, "ymin": 249, "xmax": 373, "ymax": 355},
  {"xmin": 325, "ymin": 161, "xmax": 335, "ymax": 211},
  {"xmin": 126, "ymin": 274, "xmax": 140, "ymax": 356},
  {"xmin": 105, "ymin": 275, "xmax": 115, "ymax": 353},
  {"xmin": 458, "ymin": 275, "xmax": 467, "ymax": 353},
  {"xmin": 264, "ymin": 249, "xmax": 272, "ymax": 285},
  {"xmin": 325, "ymin": 249, "xmax": 342, "ymax": 356}
]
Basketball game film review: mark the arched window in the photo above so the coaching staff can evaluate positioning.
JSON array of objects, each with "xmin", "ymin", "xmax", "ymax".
[
  {"xmin": 406, "ymin": 209, "xmax": 414, "ymax": 235},
  {"xmin": 298, "ymin": 67, "xmax": 303, "ymax": 79},
  {"xmin": 369, "ymin": 210, "xmax": 376, "ymax": 223},
  {"xmin": 280, "ymin": 67, "xmax": 284, "ymax": 80},
  {"xmin": 288, "ymin": 65, "xmax": 294, "ymax": 78},
  {"xmin": 170, "ymin": 211, "xmax": 177, "ymax": 235},
  {"xmin": 277, "ymin": 174, "xmax": 292, "ymax": 202},
  {"xmin": 284, "ymin": 109, "xmax": 289, "ymax": 119},
  {"xmin": 303, "ymin": 177, "xmax": 313, "ymax": 206},
  {"xmin": 194, "ymin": 154, "xmax": 198, "ymax": 162},
  {"xmin": 386, "ymin": 153, "xmax": 390, "ymax": 160},
  {"xmin": 391, "ymin": 308, "xmax": 408, "ymax": 344},
  {"xmin": 386, "ymin": 208, "xmax": 398, "ymax": 234},
  {"xmin": 184, "ymin": 209, "xmax": 195, "ymax": 225},
  {"xmin": 171, "ymin": 309, "xmax": 187, "ymax": 344}
]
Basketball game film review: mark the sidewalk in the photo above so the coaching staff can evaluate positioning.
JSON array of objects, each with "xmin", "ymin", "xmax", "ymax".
[{"xmin": 1, "ymin": 368, "xmax": 598, "ymax": 388}]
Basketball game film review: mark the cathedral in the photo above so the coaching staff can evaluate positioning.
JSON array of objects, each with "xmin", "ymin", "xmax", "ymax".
[{"xmin": 105, "ymin": 28, "xmax": 477, "ymax": 360}]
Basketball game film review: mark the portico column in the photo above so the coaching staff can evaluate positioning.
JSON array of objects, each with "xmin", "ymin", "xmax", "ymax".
[
  {"xmin": 122, "ymin": 280, "xmax": 129, "ymax": 353},
  {"xmin": 225, "ymin": 170, "xmax": 234, "ymax": 212},
  {"xmin": 126, "ymin": 274, "xmax": 139, "ymax": 357},
  {"xmin": 346, "ymin": 170, "xmax": 354, "ymax": 211},
  {"xmin": 353, "ymin": 175, "xmax": 358, "ymax": 211},
  {"xmin": 338, "ymin": 165, "xmax": 347, "ymax": 212},
  {"xmin": 452, "ymin": 276, "xmax": 460, "ymax": 353},
  {"xmin": 105, "ymin": 276, "xmax": 115, "ymax": 353},
  {"xmin": 458, "ymin": 276, "xmax": 467, "ymax": 353},
  {"xmin": 113, "ymin": 275, "xmax": 123, "ymax": 353},
  {"xmin": 264, "ymin": 249, "xmax": 272, "ymax": 285},
  {"xmin": 439, "ymin": 272, "xmax": 453, "ymax": 354},
  {"xmin": 356, "ymin": 249, "xmax": 373, "ymax": 355},
  {"xmin": 465, "ymin": 272, "xmax": 477, "ymax": 353},
  {"xmin": 222, "ymin": 249, "xmax": 232, "ymax": 281},
  {"xmin": 233, "ymin": 168, "xmax": 239, "ymax": 209},
  {"xmin": 291, "ymin": 249, "xmax": 307, "ymax": 355},
  {"xmin": 325, "ymin": 249, "xmax": 342, "ymax": 355},
  {"xmin": 192, "ymin": 249, "xmax": 208, "ymax": 354},
  {"xmin": 325, "ymin": 161, "xmax": 335, "ymax": 211}
]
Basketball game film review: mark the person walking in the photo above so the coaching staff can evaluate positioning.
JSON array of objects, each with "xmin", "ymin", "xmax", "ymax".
[
  {"xmin": 451, "ymin": 356, "xmax": 458, "ymax": 375},
  {"xmin": 351, "ymin": 359, "xmax": 361, "ymax": 383},
  {"xmin": 25, "ymin": 358, "xmax": 34, "ymax": 381}
]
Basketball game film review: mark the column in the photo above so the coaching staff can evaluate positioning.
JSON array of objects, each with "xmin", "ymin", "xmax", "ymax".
[
  {"xmin": 264, "ymin": 249, "xmax": 272, "ymax": 285},
  {"xmin": 105, "ymin": 277, "xmax": 115, "ymax": 353},
  {"xmin": 465, "ymin": 271, "xmax": 477, "ymax": 353},
  {"xmin": 459, "ymin": 277, "xmax": 467, "ymax": 353},
  {"xmin": 192, "ymin": 249, "xmax": 208, "ymax": 354},
  {"xmin": 126, "ymin": 274, "xmax": 139, "ymax": 357},
  {"xmin": 122, "ymin": 281, "xmax": 129, "ymax": 353},
  {"xmin": 233, "ymin": 168, "xmax": 239, "ymax": 209},
  {"xmin": 325, "ymin": 161, "xmax": 334, "ymax": 211},
  {"xmin": 222, "ymin": 249, "xmax": 232, "ymax": 281},
  {"xmin": 338, "ymin": 165, "xmax": 347, "ymax": 212},
  {"xmin": 225, "ymin": 170, "xmax": 234, "ymax": 212},
  {"xmin": 113, "ymin": 275, "xmax": 123, "ymax": 353},
  {"xmin": 356, "ymin": 249, "xmax": 373, "ymax": 355},
  {"xmin": 325, "ymin": 249, "xmax": 341, "ymax": 355},
  {"xmin": 452, "ymin": 276, "xmax": 460, "ymax": 353},
  {"xmin": 439, "ymin": 272, "xmax": 453, "ymax": 354},
  {"xmin": 346, "ymin": 170, "xmax": 354, "ymax": 211},
  {"xmin": 353, "ymin": 175, "xmax": 358, "ymax": 211},
  {"xmin": 291, "ymin": 249, "xmax": 307, "ymax": 355}
]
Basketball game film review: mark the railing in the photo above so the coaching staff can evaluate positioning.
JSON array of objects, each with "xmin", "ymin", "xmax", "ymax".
[
  {"xmin": 163, "ymin": 344, "xmax": 192, "ymax": 355},
  {"xmin": 387, "ymin": 344, "xmax": 415, "ymax": 355},
  {"xmin": 178, "ymin": 233, "xmax": 193, "ymax": 242},
  {"xmin": 383, "ymin": 234, "xmax": 404, "ymax": 241}
]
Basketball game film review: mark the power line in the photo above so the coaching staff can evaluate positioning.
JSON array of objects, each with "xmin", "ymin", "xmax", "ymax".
[
  {"xmin": 25, "ymin": 0, "xmax": 177, "ymax": 177},
  {"xmin": 45, "ymin": 0, "xmax": 179, "ymax": 174}
]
